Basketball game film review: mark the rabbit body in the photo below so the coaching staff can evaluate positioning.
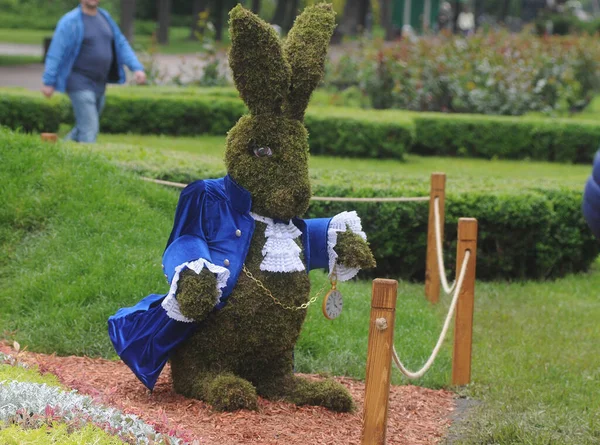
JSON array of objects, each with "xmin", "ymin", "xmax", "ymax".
[{"xmin": 167, "ymin": 4, "xmax": 375, "ymax": 412}]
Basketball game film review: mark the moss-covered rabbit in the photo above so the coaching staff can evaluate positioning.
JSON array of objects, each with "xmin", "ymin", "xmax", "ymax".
[{"xmin": 108, "ymin": 3, "xmax": 375, "ymax": 414}]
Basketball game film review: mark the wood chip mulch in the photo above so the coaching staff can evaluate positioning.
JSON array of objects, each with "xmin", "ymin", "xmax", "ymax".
[{"xmin": 0, "ymin": 343, "xmax": 456, "ymax": 445}]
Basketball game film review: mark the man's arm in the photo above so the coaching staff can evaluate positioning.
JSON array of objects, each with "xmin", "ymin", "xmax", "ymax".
[
  {"xmin": 112, "ymin": 22, "xmax": 145, "ymax": 77},
  {"xmin": 42, "ymin": 19, "xmax": 69, "ymax": 96}
]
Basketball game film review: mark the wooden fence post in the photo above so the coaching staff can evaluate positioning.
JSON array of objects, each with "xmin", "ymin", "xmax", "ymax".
[
  {"xmin": 452, "ymin": 218, "xmax": 478, "ymax": 386},
  {"xmin": 41, "ymin": 133, "xmax": 58, "ymax": 143},
  {"xmin": 362, "ymin": 279, "xmax": 398, "ymax": 445},
  {"xmin": 425, "ymin": 172, "xmax": 446, "ymax": 304}
]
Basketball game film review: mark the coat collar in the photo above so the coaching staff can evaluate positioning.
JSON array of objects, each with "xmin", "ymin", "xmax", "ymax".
[{"xmin": 224, "ymin": 174, "xmax": 252, "ymax": 214}]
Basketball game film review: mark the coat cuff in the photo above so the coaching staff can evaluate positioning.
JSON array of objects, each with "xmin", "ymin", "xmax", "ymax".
[
  {"xmin": 327, "ymin": 211, "xmax": 367, "ymax": 281},
  {"xmin": 161, "ymin": 259, "xmax": 230, "ymax": 322}
]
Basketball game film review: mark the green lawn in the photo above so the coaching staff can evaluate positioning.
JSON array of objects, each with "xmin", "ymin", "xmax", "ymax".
[
  {"xmin": 0, "ymin": 55, "xmax": 42, "ymax": 66},
  {"xmin": 95, "ymin": 133, "xmax": 592, "ymax": 193},
  {"xmin": 0, "ymin": 26, "xmax": 227, "ymax": 55},
  {"xmin": 0, "ymin": 28, "xmax": 50, "ymax": 45},
  {"xmin": 2, "ymin": 129, "xmax": 599, "ymax": 443}
]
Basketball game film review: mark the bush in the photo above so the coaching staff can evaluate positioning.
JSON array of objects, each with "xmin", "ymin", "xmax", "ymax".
[
  {"xmin": 324, "ymin": 31, "xmax": 600, "ymax": 116},
  {"xmin": 412, "ymin": 113, "xmax": 600, "ymax": 163},
  {"xmin": 4, "ymin": 87, "xmax": 600, "ymax": 163},
  {"xmin": 307, "ymin": 182, "xmax": 598, "ymax": 281},
  {"xmin": 0, "ymin": 95, "xmax": 62, "ymax": 133}
]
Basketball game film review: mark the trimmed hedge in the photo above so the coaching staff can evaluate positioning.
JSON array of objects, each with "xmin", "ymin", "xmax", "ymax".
[
  {"xmin": 0, "ymin": 95, "xmax": 62, "ymax": 134},
  {"xmin": 412, "ymin": 113, "xmax": 600, "ymax": 164},
  {"xmin": 3, "ymin": 87, "xmax": 600, "ymax": 163},
  {"xmin": 0, "ymin": 89, "xmax": 412, "ymax": 160},
  {"xmin": 307, "ymin": 183, "xmax": 599, "ymax": 281}
]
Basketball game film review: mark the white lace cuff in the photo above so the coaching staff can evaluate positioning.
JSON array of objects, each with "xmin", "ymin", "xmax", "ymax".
[
  {"xmin": 161, "ymin": 258, "xmax": 230, "ymax": 322},
  {"xmin": 327, "ymin": 211, "xmax": 367, "ymax": 282}
]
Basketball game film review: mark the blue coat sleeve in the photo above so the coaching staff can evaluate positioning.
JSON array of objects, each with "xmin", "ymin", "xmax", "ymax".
[
  {"xmin": 302, "ymin": 217, "xmax": 332, "ymax": 272},
  {"xmin": 42, "ymin": 18, "xmax": 70, "ymax": 87},
  {"xmin": 162, "ymin": 181, "xmax": 213, "ymax": 284},
  {"xmin": 583, "ymin": 150, "xmax": 600, "ymax": 239}
]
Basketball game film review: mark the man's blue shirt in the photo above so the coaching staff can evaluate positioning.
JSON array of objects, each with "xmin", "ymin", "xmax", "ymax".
[{"xmin": 67, "ymin": 12, "xmax": 114, "ymax": 96}]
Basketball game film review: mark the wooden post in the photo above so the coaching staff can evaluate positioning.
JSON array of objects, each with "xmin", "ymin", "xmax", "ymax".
[
  {"xmin": 425, "ymin": 173, "xmax": 446, "ymax": 304},
  {"xmin": 40, "ymin": 133, "xmax": 58, "ymax": 143},
  {"xmin": 362, "ymin": 279, "xmax": 398, "ymax": 445},
  {"xmin": 452, "ymin": 218, "xmax": 477, "ymax": 386}
]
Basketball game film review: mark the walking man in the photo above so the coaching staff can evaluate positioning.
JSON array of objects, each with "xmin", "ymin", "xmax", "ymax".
[{"xmin": 41, "ymin": 0, "xmax": 147, "ymax": 143}]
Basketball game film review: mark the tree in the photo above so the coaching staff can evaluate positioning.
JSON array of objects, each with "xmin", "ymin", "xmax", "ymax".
[
  {"xmin": 157, "ymin": 0, "xmax": 171, "ymax": 45},
  {"xmin": 272, "ymin": 0, "xmax": 287, "ymax": 27},
  {"xmin": 121, "ymin": 0, "xmax": 136, "ymax": 43},
  {"xmin": 378, "ymin": 0, "xmax": 393, "ymax": 40},
  {"xmin": 334, "ymin": 0, "xmax": 370, "ymax": 42},
  {"xmin": 251, "ymin": 0, "xmax": 261, "ymax": 14},
  {"xmin": 213, "ymin": 0, "xmax": 225, "ymax": 41},
  {"xmin": 189, "ymin": 0, "xmax": 208, "ymax": 40}
]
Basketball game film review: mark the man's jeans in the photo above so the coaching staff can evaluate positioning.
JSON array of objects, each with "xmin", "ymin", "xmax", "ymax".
[{"xmin": 65, "ymin": 90, "xmax": 105, "ymax": 143}]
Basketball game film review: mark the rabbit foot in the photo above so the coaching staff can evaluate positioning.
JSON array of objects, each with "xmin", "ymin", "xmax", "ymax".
[
  {"xmin": 258, "ymin": 375, "xmax": 355, "ymax": 413},
  {"xmin": 206, "ymin": 373, "xmax": 259, "ymax": 412}
]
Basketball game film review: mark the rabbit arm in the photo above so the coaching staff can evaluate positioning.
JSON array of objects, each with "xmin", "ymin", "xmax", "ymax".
[
  {"xmin": 161, "ymin": 183, "xmax": 230, "ymax": 323},
  {"xmin": 283, "ymin": 3, "xmax": 336, "ymax": 121},
  {"xmin": 303, "ymin": 211, "xmax": 375, "ymax": 280}
]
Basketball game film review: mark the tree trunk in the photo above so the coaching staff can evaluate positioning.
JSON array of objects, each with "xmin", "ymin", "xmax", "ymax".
[
  {"xmin": 474, "ymin": 0, "xmax": 484, "ymax": 30},
  {"xmin": 334, "ymin": 0, "xmax": 363, "ymax": 41},
  {"xmin": 378, "ymin": 0, "xmax": 393, "ymax": 40},
  {"xmin": 272, "ymin": 0, "xmax": 287, "ymax": 26},
  {"xmin": 213, "ymin": 0, "xmax": 224, "ymax": 41},
  {"xmin": 189, "ymin": 0, "xmax": 208, "ymax": 40},
  {"xmin": 499, "ymin": 0, "xmax": 511, "ymax": 24},
  {"xmin": 251, "ymin": 0, "xmax": 261, "ymax": 14},
  {"xmin": 120, "ymin": 0, "xmax": 136, "ymax": 43},
  {"xmin": 452, "ymin": 0, "xmax": 461, "ymax": 33},
  {"xmin": 157, "ymin": 0, "xmax": 171, "ymax": 45},
  {"xmin": 282, "ymin": 0, "xmax": 300, "ymax": 32}
]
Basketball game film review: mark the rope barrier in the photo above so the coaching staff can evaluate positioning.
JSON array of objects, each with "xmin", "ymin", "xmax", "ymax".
[
  {"xmin": 391, "ymin": 250, "xmax": 471, "ymax": 379},
  {"xmin": 141, "ymin": 177, "xmax": 430, "ymax": 203},
  {"xmin": 434, "ymin": 197, "xmax": 457, "ymax": 294}
]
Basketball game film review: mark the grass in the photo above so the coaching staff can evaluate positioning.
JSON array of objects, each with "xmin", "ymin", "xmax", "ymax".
[
  {"xmin": 2, "ymin": 129, "xmax": 599, "ymax": 443},
  {"xmin": 0, "ymin": 28, "xmax": 50, "ymax": 45},
  {"xmin": 0, "ymin": 26, "xmax": 227, "ymax": 55},
  {"xmin": 93, "ymin": 133, "xmax": 592, "ymax": 193},
  {"xmin": 0, "ymin": 55, "xmax": 41, "ymax": 66}
]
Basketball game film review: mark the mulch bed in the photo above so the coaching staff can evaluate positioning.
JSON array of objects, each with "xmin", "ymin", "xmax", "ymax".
[{"xmin": 0, "ymin": 343, "xmax": 456, "ymax": 444}]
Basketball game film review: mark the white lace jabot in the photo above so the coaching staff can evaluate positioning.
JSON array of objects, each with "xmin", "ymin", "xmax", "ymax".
[{"xmin": 250, "ymin": 212, "xmax": 306, "ymax": 273}]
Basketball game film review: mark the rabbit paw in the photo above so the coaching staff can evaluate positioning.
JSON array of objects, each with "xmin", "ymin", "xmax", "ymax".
[
  {"xmin": 175, "ymin": 268, "xmax": 219, "ymax": 321},
  {"xmin": 335, "ymin": 228, "xmax": 376, "ymax": 270}
]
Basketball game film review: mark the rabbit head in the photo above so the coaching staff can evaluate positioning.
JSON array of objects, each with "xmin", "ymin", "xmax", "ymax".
[{"xmin": 225, "ymin": 3, "xmax": 336, "ymax": 221}]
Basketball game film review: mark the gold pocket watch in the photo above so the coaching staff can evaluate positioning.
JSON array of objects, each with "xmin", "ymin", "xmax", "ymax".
[{"xmin": 322, "ymin": 274, "xmax": 343, "ymax": 320}]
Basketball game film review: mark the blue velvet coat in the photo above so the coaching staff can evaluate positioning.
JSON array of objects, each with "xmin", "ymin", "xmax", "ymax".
[
  {"xmin": 583, "ymin": 150, "xmax": 600, "ymax": 239},
  {"xmin": 108, "ymin": 175, "xmax": 333, "ymax": 390}
]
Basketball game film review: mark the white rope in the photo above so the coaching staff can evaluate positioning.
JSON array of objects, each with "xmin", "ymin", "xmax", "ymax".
[
  {"xmin": 141, "ymin": 177, "xmax": 429, "ymax": 202},
  {"xmin": 392, "ymin": 250, "xmax": 471, "ymax": 379},
  {"xmin": 434, "ymin": 196, "xmax": 456, "ymax": 294}
]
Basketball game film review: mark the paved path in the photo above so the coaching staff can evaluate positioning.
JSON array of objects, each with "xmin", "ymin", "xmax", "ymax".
[{"xmin": 0, "ymin": 41, "xmax": 356, "ymax": 90}]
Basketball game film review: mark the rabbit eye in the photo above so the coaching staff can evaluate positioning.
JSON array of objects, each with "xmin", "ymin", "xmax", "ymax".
[{"xmin": 253, "ymin": 146, "xmax": 273, "ymax": 158}]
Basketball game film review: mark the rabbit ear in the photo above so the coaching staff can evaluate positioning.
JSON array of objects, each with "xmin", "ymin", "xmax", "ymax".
[
  {"xmin": 283, "ymin": 3, "xmax": 336, "ymax": 121},
  {"xmin": 228, "ymin": 4, "xmax": 291, "ymax": 115}
]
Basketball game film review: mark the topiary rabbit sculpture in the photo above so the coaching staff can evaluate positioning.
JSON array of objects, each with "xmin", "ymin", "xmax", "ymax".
[{"xmin": 108, "ymin": 3, "xmax": 375, "ymax": 413}]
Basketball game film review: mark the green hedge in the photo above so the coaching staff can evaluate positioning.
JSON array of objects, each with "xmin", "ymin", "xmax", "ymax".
[
  {"xmin": 412, "ymin": 114, "xmax": 600, "ymax": 164},
  {"xmin": 307, "ymin": 183, "xmax": 598, "ymax": 281},
  {"xmin": 3, "ymin": 87, "xmax": 600, "ymax": 163},
  {"xmin": 0, "ymin": 95, "xmax": 62, "ymax": 134}
]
